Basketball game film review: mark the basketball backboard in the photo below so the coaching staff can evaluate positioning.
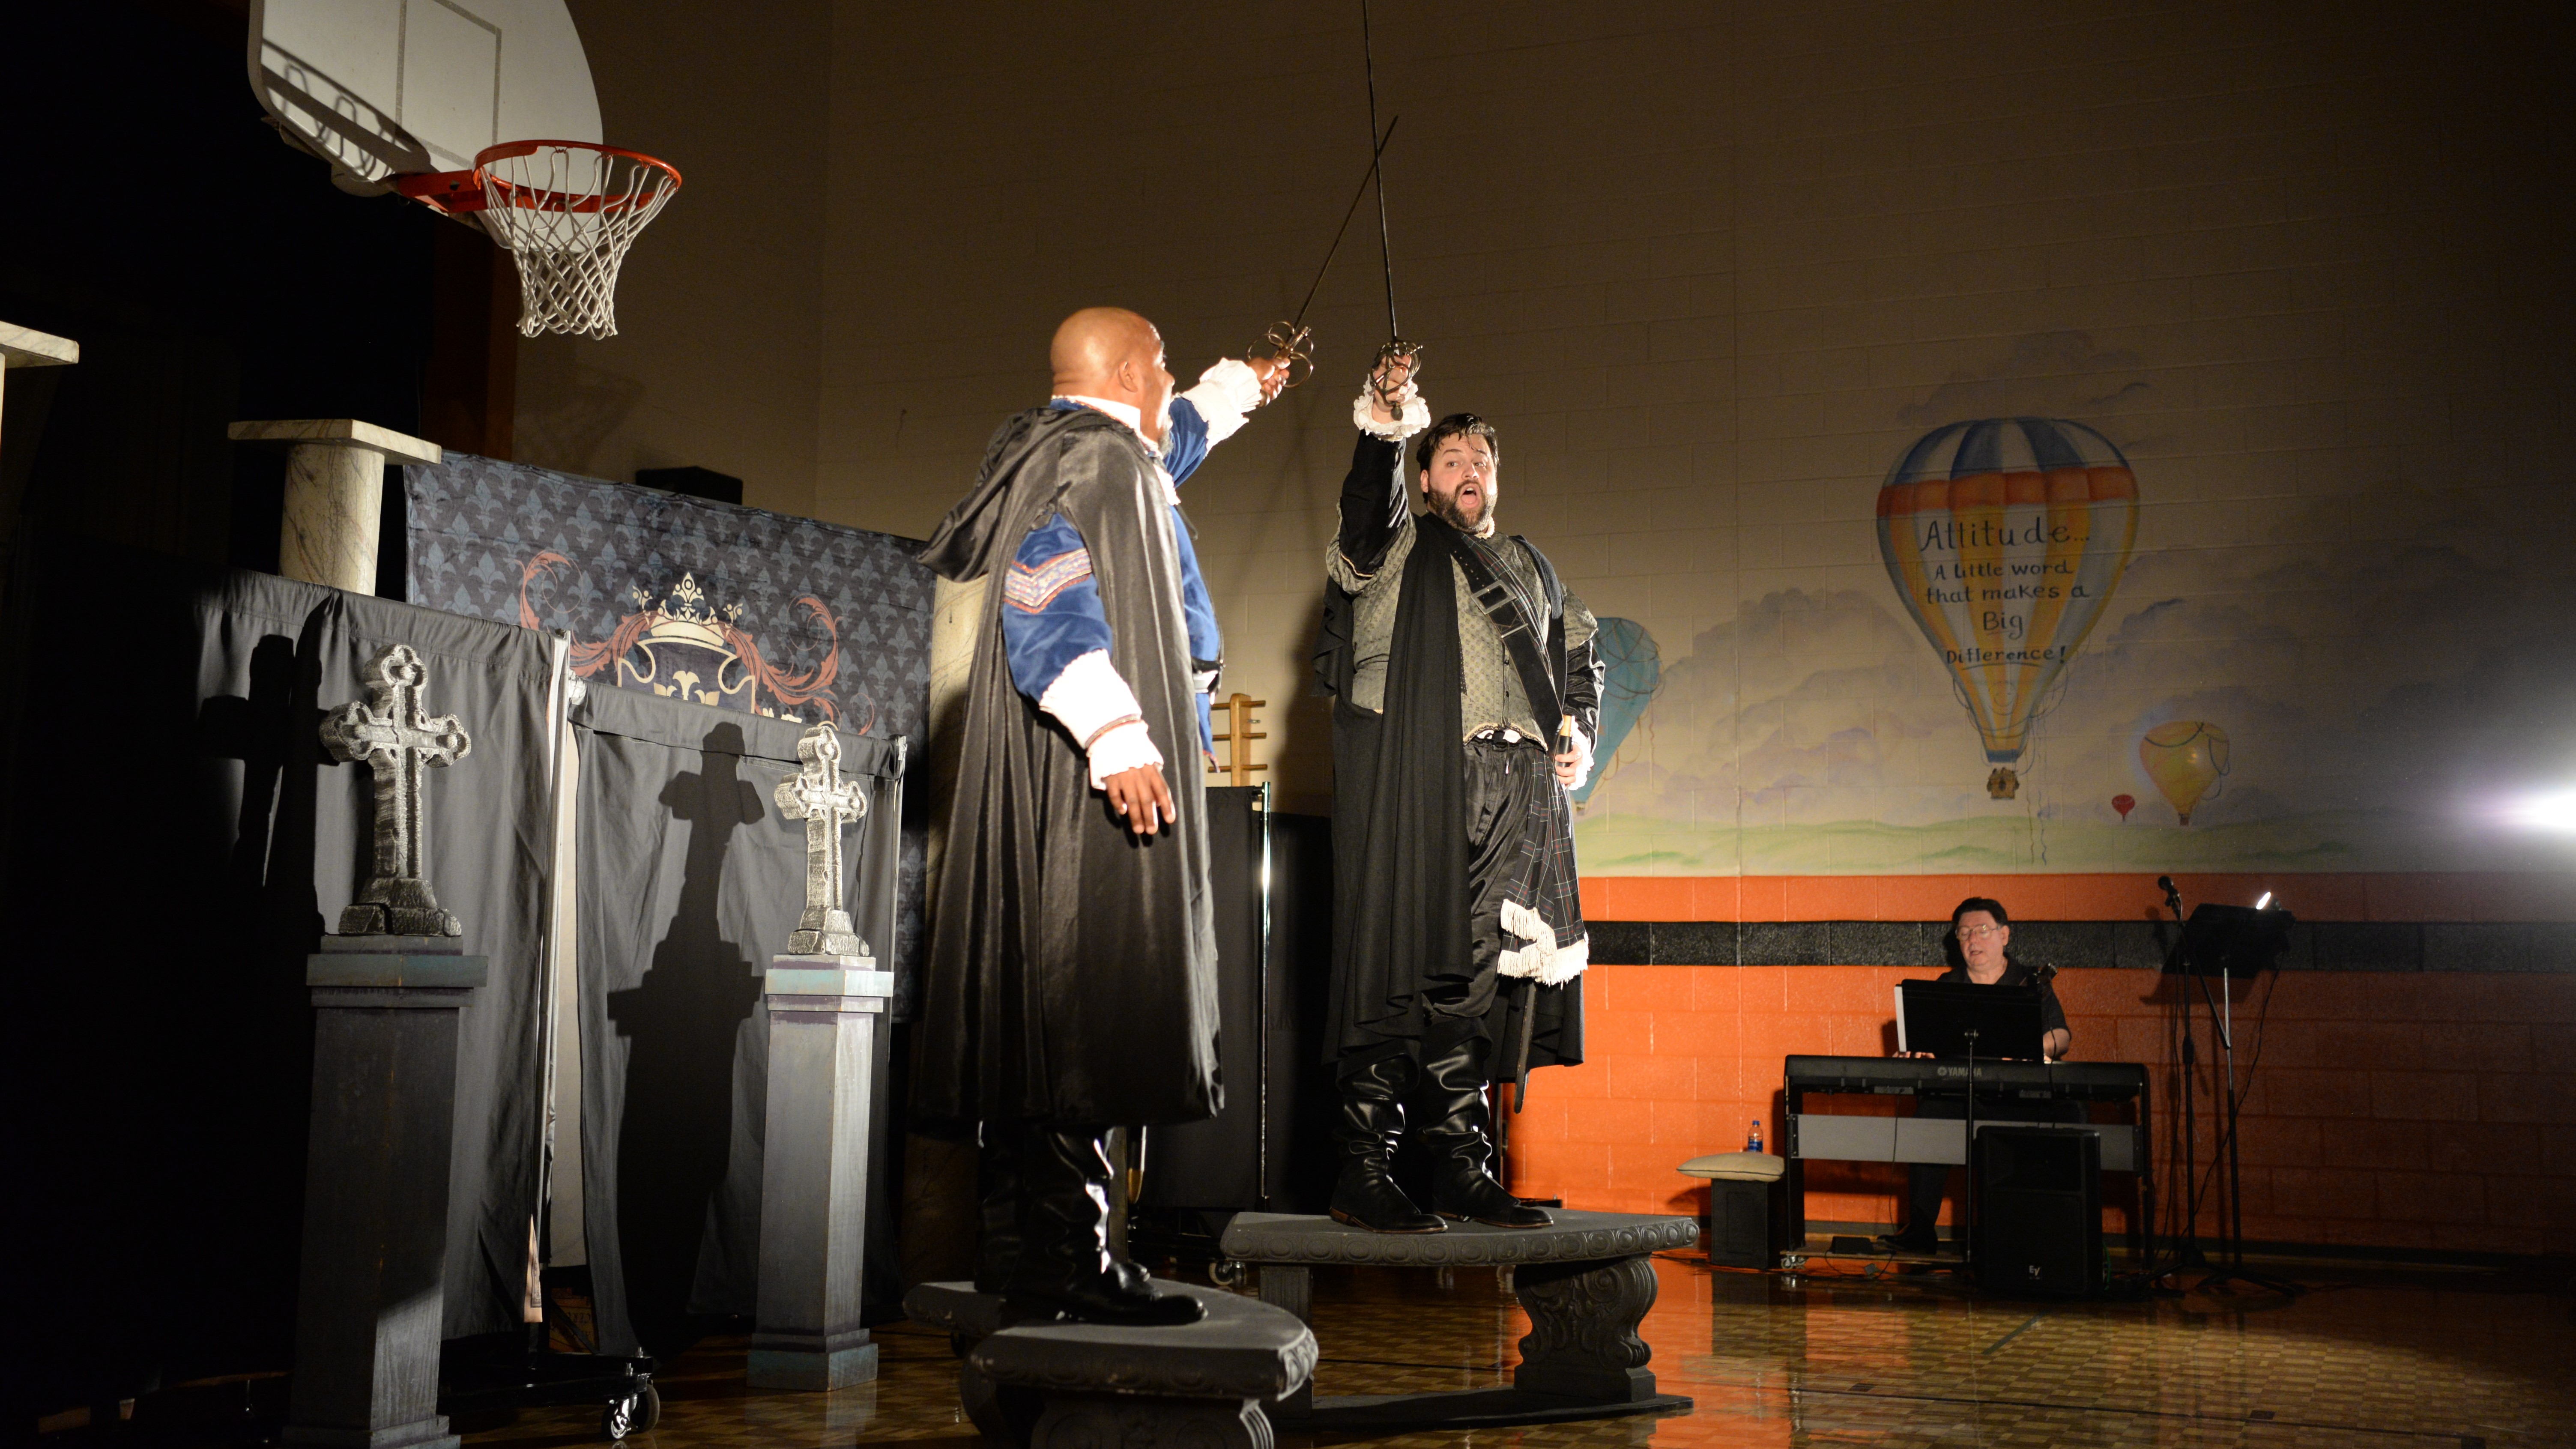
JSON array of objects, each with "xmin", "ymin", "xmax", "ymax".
[{"xmin": 248, "ymin": 0, "xmax": 602, "ymax": 194}]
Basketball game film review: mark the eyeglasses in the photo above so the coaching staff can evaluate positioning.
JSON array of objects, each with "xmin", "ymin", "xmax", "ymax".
[{"xmin": 1957, "ymin": 924, "xmax": 2005, "ymax": 941}]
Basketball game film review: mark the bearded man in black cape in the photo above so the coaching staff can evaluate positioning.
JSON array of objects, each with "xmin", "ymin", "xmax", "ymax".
[
  {"xmin": 915, "ymin": 308, "xmax": 1282, "ymax": 1324},
  {"xmin": 1315, "ymin": 353, "xmax": 1604, "ymax": 1234}
]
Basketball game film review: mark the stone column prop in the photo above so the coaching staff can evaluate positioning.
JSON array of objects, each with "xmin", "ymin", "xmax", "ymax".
[
  {"xmin": 0, "ymin": 323, "xmax": 78, "ymax": 594},
  {"xmin": 0, "ymin": 320, "xmax": 80, "ymax": 454},
  {"xmin": 228, "ymin": 419, "xmax": 442, "ymax": 595},
  {"xmin": 748, "ymin": 723, "xmax": 890, "ymax": 1391},
  {"xmin": 287, "ymin": 645, "xmax": 484, "ymax": 1449}
]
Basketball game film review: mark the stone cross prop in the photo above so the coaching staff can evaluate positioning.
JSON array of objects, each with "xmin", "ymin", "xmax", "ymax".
[
  {"xmin": 774, "ymin": 722, "xmax": 870, "ymax": 957},
  {"xmin": 319, "ymin": 644, "xmax": 473, "ymax": 937}
]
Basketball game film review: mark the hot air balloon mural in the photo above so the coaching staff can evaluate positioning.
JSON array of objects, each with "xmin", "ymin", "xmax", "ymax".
[
  {"xmin": 1572, "ymin": 617, "xmax": 1660, "ymax": 808},
  {"xmin": 2140, "ymin": 720, "xmax": 2229, "ymax": 825},
  {"xmin": 1875, "ymin": 418, "xmax": 2139, "ymax": 798}
]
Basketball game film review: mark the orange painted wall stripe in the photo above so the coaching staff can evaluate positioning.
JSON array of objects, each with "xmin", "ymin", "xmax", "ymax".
[{"xmin": 1578, "ymin": 873, "xmax": 2576, "ymax": 923}]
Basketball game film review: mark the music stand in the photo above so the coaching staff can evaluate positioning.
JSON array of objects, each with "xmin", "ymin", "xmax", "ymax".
[
  {"xmin": 1897, "ymin": 980, "xmax": 2046, "ymax": 1061},
  {"xmin": 1896, "ymin": 980, "xmax": 2047, "ymax": 1265},
  {"xmin": 2164, "ymin": 902, "xmax": 2299, "ymax": 1297}
]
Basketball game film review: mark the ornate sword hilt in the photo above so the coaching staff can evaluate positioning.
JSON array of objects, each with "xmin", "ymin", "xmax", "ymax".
[
  {"xmin": 1366, "ymin": 337, "xmax": 1423, "ymax": 410},
  {"xmin": 1251, "ymin": 321, "xmax": 1315, "ymax": 389}
]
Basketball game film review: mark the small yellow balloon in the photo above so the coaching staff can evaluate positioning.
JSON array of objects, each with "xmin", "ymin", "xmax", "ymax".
[{"xmin": 2139, "ymin": 721, "xmax": 2229, "ymax": 825}]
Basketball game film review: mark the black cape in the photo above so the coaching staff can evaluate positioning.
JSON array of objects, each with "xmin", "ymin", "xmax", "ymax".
[
  {"xmin": 1317, "ymin": 438, "xmax": 1585, "ymax": 1072},
  {"xmin": 913, "ymin": 406, "xmax": 1222, "ymax": 1126}
]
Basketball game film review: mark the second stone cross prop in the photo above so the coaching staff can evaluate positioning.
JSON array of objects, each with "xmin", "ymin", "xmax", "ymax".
[
  {"xmin": 319, "ymin": 644, "xmax": 473, "ymax": 937},
  {"xmin": 774, "ymin": 722, "xmax": 870, "ymax": 958}
]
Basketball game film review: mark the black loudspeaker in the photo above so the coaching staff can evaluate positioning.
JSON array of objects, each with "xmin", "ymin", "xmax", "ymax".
[
  {"xmin": 1974, "ymin": 1126, "xmax": 2103, "ymax": 1297},
  {"xmin": 1135, "ymin": 795, "xmax": 1336, "ymax": 1216},
  {"xmin": 1704, "ymin": 1175, "xmax": 1787, "ymax": 1269}
]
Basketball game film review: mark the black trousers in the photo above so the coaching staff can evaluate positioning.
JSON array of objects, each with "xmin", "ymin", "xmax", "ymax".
[
  {"xmin": 1340, "ymin": 734, "xmax": 1548, "ymax": 1075},
  {"xmin": 1904, "ymin": 1091, "xmax": 2084, "ymax": 1239}
]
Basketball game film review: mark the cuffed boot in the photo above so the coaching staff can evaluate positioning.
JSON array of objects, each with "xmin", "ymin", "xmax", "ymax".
[
  {"xmin": 1002, "ymin": 1123, "xmax": 1203, "ymax": 1326},
  {"xmin": 1328, "ymin": 1054, "xmax": 1445, "ymax": 1233},
  {"xmin": 972, "ymin": 1124, "xmax": 1024, "ymax": 1294},
  {"xmin": 1415, "ymin": 1034, "xmax": 1551, "ymax": 1228}
]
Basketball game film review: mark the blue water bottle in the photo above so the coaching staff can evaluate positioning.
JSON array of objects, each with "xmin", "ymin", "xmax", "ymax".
[{"xmin": 1747, "ymin": 1119, "xmax": 1764, "ymax": 1153}]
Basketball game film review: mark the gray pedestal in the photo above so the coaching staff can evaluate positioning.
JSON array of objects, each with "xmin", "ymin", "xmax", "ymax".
[
  {"xmin": 746, "ymin": 956, "xmax": 892, "ymax": 1391},
  {"xmin": 904, "ymin": 1282, "xmax": 1315, "ymax": 1449},
  {"xmin": 284, "ymin": 938, "xmax": 488, "ymax": 1449},
  {"xmin": 1217, "ymin": 1210, "xmax": 1699, "ymax": 1433}
]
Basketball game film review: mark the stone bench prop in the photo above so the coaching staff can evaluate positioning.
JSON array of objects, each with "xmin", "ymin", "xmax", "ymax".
[
  {"xmin": 1216, "ymin": 1209, "xmax": 1699, "ymax": 1433},
  {"xmin": 903, "ymin": 1282, "xmax": 1316, "ymax": 1449}
]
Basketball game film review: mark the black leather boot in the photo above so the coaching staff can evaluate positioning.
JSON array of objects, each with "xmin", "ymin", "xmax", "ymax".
[
  {"xmin": 972, "ymin": 1125, "xmax": 1023, "ymax": 1295},
  {"xmin": 1416, "ymin": 1034, "xmax": 1551, "ymax": 1228},
  {"xmin": 1328, "ymin": 1054, "xmax": 1445, "ymax": 1233},
  {"xmin": 1002, "ymin": 1124, "xmax": 1203, "ymax": 1326}
]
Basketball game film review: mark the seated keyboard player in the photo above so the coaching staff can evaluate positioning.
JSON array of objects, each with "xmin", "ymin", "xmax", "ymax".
[{"xmin": 1880, "ymin": 895, "xmax": 2080, "ymax": 1255}]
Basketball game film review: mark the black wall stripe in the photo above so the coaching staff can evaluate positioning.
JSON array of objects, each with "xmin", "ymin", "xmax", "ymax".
[{"xmin": 1584, "ymin": 920, "xmax": 2576, "ymax": 972}]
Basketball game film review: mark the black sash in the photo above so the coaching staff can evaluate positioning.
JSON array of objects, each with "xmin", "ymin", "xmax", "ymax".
[{"xmin": 1431, "ymin": 517, "xmax": 1565, "ymax": 742}]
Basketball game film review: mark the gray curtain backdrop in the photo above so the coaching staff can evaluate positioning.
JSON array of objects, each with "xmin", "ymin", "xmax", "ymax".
[
  {"xmin": 303, "ymin": 593, "xmax": 559, "ymax": 1340},
  {"xmin": 5, "ymin": 548, "xmax": 338, "ymax": 1405},
  {"xmin": 569, "ymin": 684, "xmax": 904, "ymax": 1356},
  {"xmin": 3, "ymin": 541, "xmax": 558, "ymax": 1403},
  {"xmin": 402, "ymin": 453, "xmax": 934, "ymax": 1021}
]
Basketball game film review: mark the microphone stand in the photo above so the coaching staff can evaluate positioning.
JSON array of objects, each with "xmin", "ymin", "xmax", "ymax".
[
  {"xmin": 2160, "ymin": 879, "xmax": 2207, "ymax": 1284},
  {"xmin": 1960, "ymin": 1027, "xmax": 1978, "ymax": 1270},
  {"xmin": 2161, "ymin": 877, "xmax": 2299, "ymax": 1299},
  {"xmin": 2196, "ymin": 951, "xmax": 2301, "ymax": 1299}
]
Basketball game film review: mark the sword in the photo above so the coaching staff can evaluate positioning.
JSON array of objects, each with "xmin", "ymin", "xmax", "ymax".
[
  {"xmin": 1252, "ymin": 115, "xmax": 1400, "ymax": 389},
  {"xmin": 1510, "ymin": 978, "xmax": 1537, "ymax": 1112},
  {"xmin": 1360, "ymin": 0, "xmax": 1423, "ymax": 383},
  {"xmin": 1512, "ymin": 691, "xmax": 1582, "ymax": 1113}
]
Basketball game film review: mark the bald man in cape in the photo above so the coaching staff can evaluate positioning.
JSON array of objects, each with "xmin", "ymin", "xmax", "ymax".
[{"xmin": 916, "ymin": 308, "xmax": 1282, "ymax": 1325}]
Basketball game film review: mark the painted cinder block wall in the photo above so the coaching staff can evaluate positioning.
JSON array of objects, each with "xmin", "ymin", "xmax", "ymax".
[
  {"xmin": 546, "ymin": 3, "xmax": 2576, "ymax": 1255},
  {"xmin": 1506, "ymin": 875, "xmax": 2576, "ymax": 1255}
]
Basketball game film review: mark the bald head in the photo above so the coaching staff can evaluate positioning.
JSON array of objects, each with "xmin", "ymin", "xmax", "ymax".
[{"xmin": 1049, "ymin": 307, "xmax": 1174, "ymax": 442}]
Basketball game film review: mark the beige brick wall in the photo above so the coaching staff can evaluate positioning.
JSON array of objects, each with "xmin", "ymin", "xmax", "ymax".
[
  {"xmin": 567, "ymin": 1, "xmax": 2576, "ymax": 830},
  {"xmin": 514, "ymin": 0, "xmax": 831, "ymax": 518}
]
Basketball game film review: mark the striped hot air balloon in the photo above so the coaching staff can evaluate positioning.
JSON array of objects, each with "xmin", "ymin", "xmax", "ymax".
[{"xmin": 1875, "ymin": 418, "xmax": 2139, "ymax": 799}]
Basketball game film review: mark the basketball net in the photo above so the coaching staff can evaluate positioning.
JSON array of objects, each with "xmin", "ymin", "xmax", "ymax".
[{"xmin": 473, "ymin": 142, "xmax": 682, "ymax": 341}]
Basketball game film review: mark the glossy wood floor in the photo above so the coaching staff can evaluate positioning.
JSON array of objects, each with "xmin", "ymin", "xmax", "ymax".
[{"xmin": 462, "ymin": 1250, "xmax": 2576, "ymax": 1449}]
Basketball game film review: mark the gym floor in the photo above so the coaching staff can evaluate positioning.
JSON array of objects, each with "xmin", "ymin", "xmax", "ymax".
[{"xmin": 463, "ymin": 1250, "xmax": 2576, "ymax": 1448}]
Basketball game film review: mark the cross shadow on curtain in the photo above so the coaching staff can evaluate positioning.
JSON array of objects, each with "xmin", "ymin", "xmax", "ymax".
[{"xmin": 601, "ymin": 723, "xmax": 765, "ymax": 1352}]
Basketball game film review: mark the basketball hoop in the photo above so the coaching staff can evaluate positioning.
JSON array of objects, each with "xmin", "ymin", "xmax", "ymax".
[{"xmin": 464, "ymin": 140, "xmax": 682, "ymax": 341}]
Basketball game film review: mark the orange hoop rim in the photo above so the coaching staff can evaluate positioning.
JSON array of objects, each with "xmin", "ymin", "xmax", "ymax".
[
  {"xmin": 391, "ymin": 140, "xmax": 683, "ymax": 215},
  {"xmin": 474, "ymin": 140, "xmax": 684, "ymax": 215}
]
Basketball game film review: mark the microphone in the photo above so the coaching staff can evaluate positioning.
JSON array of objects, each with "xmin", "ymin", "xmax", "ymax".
[{"xmin": 2157, "ymin": 875, "xmax": 2182, "ymax": 914}]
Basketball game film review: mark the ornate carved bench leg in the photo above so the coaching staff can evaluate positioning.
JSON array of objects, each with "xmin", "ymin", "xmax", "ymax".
[
  {"xmin": 1027, "ymin": 1393, "xmax": 1271, "ymax": 1449},
  {"xmin": 1257, "ymin": 1263, "xmax": 1311, "ymax": 1324},
  {"xmin": 1511, "ymin": 1253, "xmax": 1659, "ymax": 1403},
  {"xmin": 958, "ymin": 1360, "xmax": 1041, "ymax": 1447}
]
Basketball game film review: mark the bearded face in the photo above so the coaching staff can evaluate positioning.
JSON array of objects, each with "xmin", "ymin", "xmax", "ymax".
[{"xmin": 1420, "ymin": 433, "xmax": 1498, "ymax": 533}]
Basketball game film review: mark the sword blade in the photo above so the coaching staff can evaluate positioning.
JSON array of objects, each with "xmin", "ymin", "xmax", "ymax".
[
  {"xmin": 1289, "ymin": 115, "xmax": 1400, "ymax": 332},
  {"xmin": 1361, "ymin": 0, "xmax": 1401, "ymax": 341}
]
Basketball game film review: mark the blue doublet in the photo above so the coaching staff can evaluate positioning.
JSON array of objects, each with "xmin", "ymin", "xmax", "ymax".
[{"xmin": 1001, "ymin": 396, "xmax": 1225, "ymax": 750}]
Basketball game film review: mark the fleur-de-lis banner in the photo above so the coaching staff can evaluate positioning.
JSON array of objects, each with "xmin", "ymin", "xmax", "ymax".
[{"xmin": 401, "ymin": 454, "xmax": 932, "ymax": 741}]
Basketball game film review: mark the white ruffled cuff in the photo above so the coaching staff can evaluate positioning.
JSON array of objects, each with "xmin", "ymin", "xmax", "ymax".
[
  {"xmin": 1564, "ymin": 726, "xmax": 1597, "ymax": 792},
  {"xmin": 1037, "ymin": 647, "xmax": 1139, "ymax": 739},
  {"xmin": 1083, "ymin": 719, "xmax": 1165, "ymax": 789},
  {"xmin": 1180, "ymin": 358, "xmax": 1264, "ymax": 447},
  {"xmin": 1353, "ymin": 385, "xmax": 1430, "ymax": 440}
]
